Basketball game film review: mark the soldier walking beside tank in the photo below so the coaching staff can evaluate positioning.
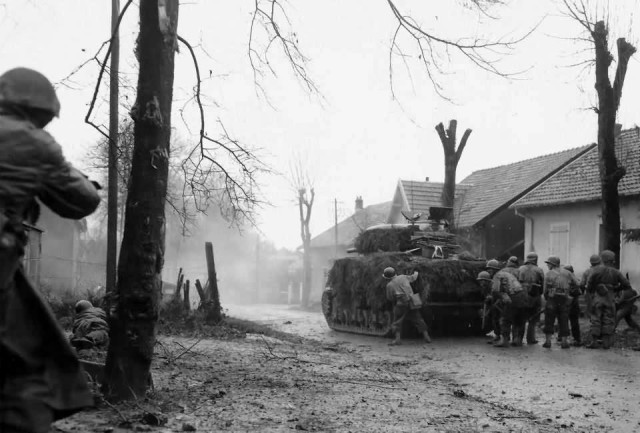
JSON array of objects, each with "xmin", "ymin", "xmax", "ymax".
[
  {"xmin": 542, "ymin": 256, "xmax": 572, "ymax": 349},
  {"xmin": 586, "ymin": 250, "xmax": 631, "ymax": 349},
  {"xmin": 0, "ymin": 68, "xmax": 101, "ymax": 433},
  {"xmin": 563, "ymin": 265, "xmax": 583, "ymax": 346},
  {"xmin": 581, "ymin": 254, "xmax": 602, "ymax": 321},
  {"xmin": 518, "ymin": 252, "xmax": 545, "ymax": 345},
  {"xmin": 485, "ymin": 259, "xmax": 527, "ymax": 347},
  {"xmin": 383, "ymin": 267, "xmax": 431, "ymax": 346}
]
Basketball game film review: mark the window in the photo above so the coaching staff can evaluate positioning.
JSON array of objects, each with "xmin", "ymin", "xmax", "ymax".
[{"xmin": 549, "ymin": 222, "xmax": 570, "ymax": 264}]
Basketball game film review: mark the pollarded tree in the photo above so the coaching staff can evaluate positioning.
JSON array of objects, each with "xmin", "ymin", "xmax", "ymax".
[{"xmin": 563, "ymin": 1, "xmax": 636, "ymax": 267}]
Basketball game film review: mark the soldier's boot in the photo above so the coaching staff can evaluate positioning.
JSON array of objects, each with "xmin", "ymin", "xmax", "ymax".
[
  {"xmin": 542, "ymin": 334, "xmax": 552, "ymax": 349},
  {"xmin": 388, "ymin": 331, "xmax": 401, "ymax": 346},
  {"xmin": 494, "ymin": 335, "xmax": 510, "ymax": 348},
  {"xmin": 560, "ymin": 336, "xmax": 570, "ymax": 349},
  {"xmin": 510, "ymin": 327, "xmax": 523, "ymax": 346},
  {"xmin": 586, "ymin": 336, "xmax": 601, "ymax": 349},
  {"xmin": 526, "ymin": 323, "xmax": 538, "ymax": 345},
  {"xmin": 422, "ymin": 330, "xmax": 432, "ymax": 344},
  {"xmin": 602, "ymin": 335, "xmax": 613, "ymax": 350}
]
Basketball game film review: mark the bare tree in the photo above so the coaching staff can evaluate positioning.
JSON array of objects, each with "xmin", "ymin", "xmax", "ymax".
[
  {"xmin": 386, "ymin": 0, "xmax": 537, "ymax": 99},
  {"xmin": 435, "ymin": 120, "xmax": 472, "ymax": 227},
  {"xmin": 563, "ymin": 1, "xmax": 636, "ymax": 267},
  {"xmin": 290, "ymin": 156, "xmax": 315, "ymax": 308},
  {"xmin": 102, "ymin": 0, "xmax": 179, "ymax": 401}
]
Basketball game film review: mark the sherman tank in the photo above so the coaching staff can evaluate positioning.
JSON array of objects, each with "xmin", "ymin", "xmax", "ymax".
[{"xmin": 321, "ymin": 209, "xmax": 488, "ymax": 337}]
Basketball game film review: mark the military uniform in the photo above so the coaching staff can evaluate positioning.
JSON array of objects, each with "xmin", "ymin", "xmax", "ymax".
[
  {"xmin": 385, "ymin": 272, "xmax": 429, "ymax": 344},
  {"xmin": 580, "ymin": 264, "xmax": 601, "ymax": 321},
  {"xmin": 543, "ymin": 267, "xmax": 572, "ymax": 344},
  {"xmin": 615, "ymin": 288, "xmax": 640, "ymax": 332},
  {"xmin": 518, "ymin": 262, "xmax": 544, "ymax": 344},
  {"xmin": 0, "ymin": 69, "xmax": 101, "ymax": 433},
  {"xmin": 492, "ymin": 270, "xmax": 527, "ymax": 346},
  {"xmin": 587, "ymin": 265, "xmax": 631, "ymax": 347}
]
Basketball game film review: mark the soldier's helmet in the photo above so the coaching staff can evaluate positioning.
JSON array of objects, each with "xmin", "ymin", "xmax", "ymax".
[
  {"xmin": 563, "ymin": 264, "xmax": 574, "ymax": 273},
  {"xmin": 589, "ymin": 254, "xmax": 602, "ymax": 265},
  {"xmin": 545, "ymin": 256, "xmax": 561, "ymax": 267},
  {"xmin": 600, "ymin": 250, "xmax": 616, "ymax": 264},
  {"xmin": 507, "ymin": 256, "xmax": 519, "ymax": 266},
  {"xmin": 486, "ymin": 259, "xmax": 501, "ymax": 270},
  {"xmin": 75, "ymin": 300, "xmax": 93, "ymax": 314},
  {"xmin": 0, "ymin": 67, "xmax": 60, "ymax": 117},
  {"xmin": 525, "ymin": 252, "xmax": 538, "ymax": 263},
  {"xmin": 382, "ymin": 267, "xmax": 396, "ymax": 279},
  {"xmin": 476, "ymin": 271, "xmax": 492, "ymax": 282}
]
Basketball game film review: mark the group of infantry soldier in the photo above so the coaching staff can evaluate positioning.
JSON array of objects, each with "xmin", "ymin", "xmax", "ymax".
[{"xmin": 477, "ymin": 249, "xmax": 638, "ymax": 349}]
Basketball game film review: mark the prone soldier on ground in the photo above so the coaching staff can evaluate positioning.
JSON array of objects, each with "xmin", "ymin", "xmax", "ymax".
[
  {"xmin": 518, "ymin": 252, "xmax": 545, "ymax": 345},
  {"xmin": 70, "ymin": 300, "xmax": 110, "ymax": 351}
]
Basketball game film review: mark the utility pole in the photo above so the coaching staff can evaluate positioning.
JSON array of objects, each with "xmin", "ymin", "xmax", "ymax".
[
  {"xmin": 334, "ymin": 198, "xmax": 338, "ymax": 258},
  {"xmin": 106, "ymin": 0, "xmax": 120, "ymax": 295}
]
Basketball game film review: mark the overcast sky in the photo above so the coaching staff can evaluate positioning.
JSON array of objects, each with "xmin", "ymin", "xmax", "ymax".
[{"xmin": 2, "ymin": 0, "xmax": 639, "ymax": 249}]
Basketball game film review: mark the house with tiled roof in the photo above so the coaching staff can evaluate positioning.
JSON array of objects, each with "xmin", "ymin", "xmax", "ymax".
[
  {"xmin": 306, "ymin": 198, "xmax": 392, "ymax": 303},
  {"xmin": 387, "ymin": 145, "xmax": 595, "ymax": 259},
  {"xmin": 511, "ymin": 127, "xmax": 640, "ymax": 286}
]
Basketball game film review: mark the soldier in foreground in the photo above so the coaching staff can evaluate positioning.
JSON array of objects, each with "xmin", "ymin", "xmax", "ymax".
[
  {"xmin": 563, "ymin": 264, "xmax": 583, "ymax": 346},
  {"xmin": 485, "ymin": 259, "xmax": 526, "ymax": 347},
  {"xmin": 383, "ymin": 266, "xmax": 431, "ymax": 345},
  {"xmin": 0, "ymin": 67, "xmax": 101, "ymax": 433},
  {"xmin": 542, "ymin": 256, "xmax": 572, "ymax": 349},
  {"xmin": 518, "ymin": 252, "xmax": 544, "ymax": 345},
  {"xmin": 587, "ymin": 250, "xmax": 631, "ymax": 349}
]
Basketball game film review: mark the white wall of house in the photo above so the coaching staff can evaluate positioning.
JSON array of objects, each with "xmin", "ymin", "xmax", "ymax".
[{"xmin": 519, "ymin": 200, "xmax": 640, "ymax": 288}]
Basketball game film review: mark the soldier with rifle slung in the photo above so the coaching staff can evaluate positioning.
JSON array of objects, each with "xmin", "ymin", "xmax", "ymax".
[
  {"xmin": 542, "ymin": 256, "xmax": 572, "ymax": 349},
  {"xmin": 518, "ymin": 252, "xmax": 544, "ymax": 345},
  {"xmin": 586, "ymin": 250, "xmax": 631, "ymax": 349},
  {"xmin": 580, "ymin": 254, "xmax": 602, "ymax": 321},
  {"xmin": 485, "ymin": 259, "xmax": 527, "ymax": 347},
  {"xmin": 563, "ymin": 264, "xmax": 583, "ymax": 346},
  {"xmin": 0, "ymin": 67, "xmax": 101, "ymax": 433}
]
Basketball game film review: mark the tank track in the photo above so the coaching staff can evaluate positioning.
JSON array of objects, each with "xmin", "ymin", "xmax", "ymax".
[{"xmin": 321, "ymin": 290, "xmax": 393, "ymax": 337}]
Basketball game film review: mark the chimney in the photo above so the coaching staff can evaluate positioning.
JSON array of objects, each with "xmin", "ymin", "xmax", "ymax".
[
  {"xmin": 614, "ymin": 123, "xmax": 623, "ymax": 137},
  {"xmin": 355, "ymin": 196, "xmax": 363, "ymax": 211}
]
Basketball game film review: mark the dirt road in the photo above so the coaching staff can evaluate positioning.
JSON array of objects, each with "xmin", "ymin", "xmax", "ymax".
[{"xmin": 226, "ymin": 303, "xmax": 640, "ymax": 432}]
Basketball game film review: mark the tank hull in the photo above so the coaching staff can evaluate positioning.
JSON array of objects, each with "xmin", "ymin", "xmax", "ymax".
[{"xmin": 322, "ymin": 253, "xmax": 487, "ymax": 338}]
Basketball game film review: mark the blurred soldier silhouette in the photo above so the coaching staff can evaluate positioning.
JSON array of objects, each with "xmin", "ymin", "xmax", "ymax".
[{"xmin": 0, "ymin": 67, "xmax": 101, "ymax": 433}]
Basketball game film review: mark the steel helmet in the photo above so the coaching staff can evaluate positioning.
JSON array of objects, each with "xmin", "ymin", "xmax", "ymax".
[
  {"xmin": 525, "ymin": 252, "xmax": 538, "ymax": 263},
  {"xmin": 476, "ymin": 271, "xmax": 492, "ymax": 282},
  {"xmin": 382, "ymin": 267, "xmax": 396, "ymax": 279},
  {"xmin": 589, "ymin": 254, "xmax": 601, "ymax": 265},
  {"xmin": 545, "ymin": 256, "xmax": 560, "ymax": 267},
  {"xmin": 563, "ymin": 264, "xmax": 574, "ymax": 273},
  {"xmin": 507, "ymin": 256, "xmax": 519, "ymax": 265},
  {"xmin": 486, "ymin": 259, "xmax": 501, "ymax": 270},
  {"xmin": 75, "ymin": 300, "xmax": 93, "ymax": 314},
  {"xmin": 0, "ymin": 67, "xmax": 60, "ymax": 117},
  {"xmin": 600, "ymin": 250, "xmax": 615, "ymax": 264}
]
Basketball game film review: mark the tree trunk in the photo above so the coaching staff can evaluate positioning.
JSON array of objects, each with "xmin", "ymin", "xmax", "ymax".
[
  {"xmin": 203, "ymin": 242, "xmax": 222, "ymax": 323},
  {"xmin": 435, "ymin": 120, "xmax": 471, "ymax": 228},
  {"xmin": 591, "ymin": 21, "xmax": 635, "ymax": 268},
  {"xmin": 103, "ymin": 0, "xmax": 179, "ymax": 401},
  {"xmin": 183, "ymin": 280, "xmax": 190, "ymax": 311},
  {"xmin": 301, "ymin": 237, "xmax": 311, "ymax": 307}
]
